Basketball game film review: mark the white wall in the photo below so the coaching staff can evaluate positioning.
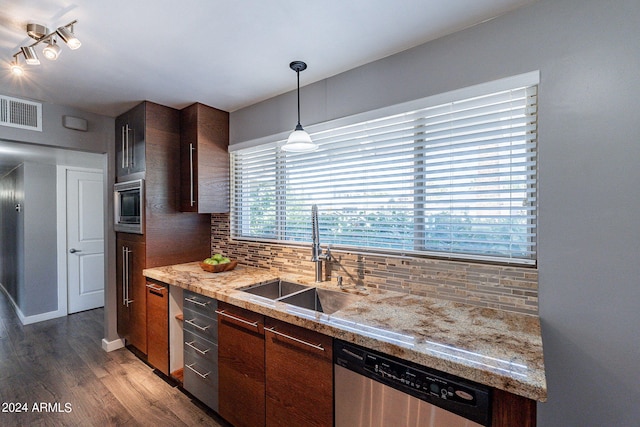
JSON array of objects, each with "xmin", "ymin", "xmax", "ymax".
[{"xmin": 229, "ymin": 0, "xmax": 640, "ymax": 425}]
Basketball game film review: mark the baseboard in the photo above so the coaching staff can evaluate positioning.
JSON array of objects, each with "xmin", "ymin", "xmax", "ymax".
[
  {"xmin": 18, "ymin": 308, "xmax": 66, "ymax": 325},
  {"xmin": 102, "ymin": 337, "xmax": 125, "ymax": 352},
  {"xmin": 0, "ymin": 284, "xmax": 65, "ymax": 325}
]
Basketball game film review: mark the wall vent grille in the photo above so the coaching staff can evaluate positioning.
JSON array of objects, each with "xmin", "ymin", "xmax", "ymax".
[{"xmin": 0, "ymin": 95, "xmax": 42, "ymax": 132}]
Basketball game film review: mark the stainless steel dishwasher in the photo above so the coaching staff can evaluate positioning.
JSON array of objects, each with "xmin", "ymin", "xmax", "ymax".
[{"xmin": 334, "ymin": 340, "xmax": 491, "ymax": 427}]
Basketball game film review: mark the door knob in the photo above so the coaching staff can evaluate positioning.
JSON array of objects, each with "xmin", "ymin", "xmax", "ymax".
[{"xmin": 69, "ymin": 248, "xmax": 81, "ymax": 253}]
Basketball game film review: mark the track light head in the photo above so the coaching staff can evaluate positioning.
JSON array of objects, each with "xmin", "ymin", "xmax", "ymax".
[
  {"xmin": 21, "ymin": 46, "xmax": 40, "ymax": 65},
  {"xmin": 43, "ymin": 38, "xmax": 61, "ymax": 60},
  {"xmin": 56, "ymin": 25, "xmax": 81, "ymax": 50},
  {"xmin": 10, "ymin": 59, "xmax": 24, "ymax": 76}
]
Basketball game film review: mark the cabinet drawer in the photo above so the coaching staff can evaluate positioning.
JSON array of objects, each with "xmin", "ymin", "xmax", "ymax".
[
  {"xmin": 183, "ymin": 307, "xmax": 218, "ymax": 343},
  {"xmin": 184, "ymin": 291, "xmax": 217, "ymax": 318},
  {"xmin": 184, "ymin": 329, "xmax": 217, "ymax": 364},
  {"xmin": 184, "ymin": 352, "xmax": 218, "ymax": 412}
]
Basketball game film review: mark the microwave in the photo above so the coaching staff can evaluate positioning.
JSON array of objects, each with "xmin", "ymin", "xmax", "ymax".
[{"xmin": 114, "ymin": 179, "xmax": 144, "ymax": 234}]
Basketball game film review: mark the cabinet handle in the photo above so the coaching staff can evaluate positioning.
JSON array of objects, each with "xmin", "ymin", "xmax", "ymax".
[
  {"xmin": 185, "ymin": 296, "xmax": 209, "ymax": 307},
  {"xmin": 185, "ymin": 318, "xmax": 210, "ymax": 332},
  {"xmin": 123, "ymin": 247, "xmax": 133, "ymax": 306},
  {"xmin": 121, "ymin": 125, "xmax": 126, "ymax": 169},
  {"xmin": 185, "ymin": 363, "xmax": 210, "ymax": 379},
  {"xmin": 146, "ymin": 283, "xmax": 166, "ymax": 293},
  {"xmin": 125, "ymin": 123, "xmax": 131, "ymax": 168},
  {"xmin": 189, "ymin": 143, "xmax": 195, "ymax": 206},
  {"xmin": 185, "ymin": 340, "xmax": 210, "ymax": 355},
  {"xmin": 215, "ymin": 309, "xmax": 259, "ymax": 330},
  {"xmin": 127, "ymin": 124, "xmax": 136, "ymax": 168},
  {"xmin": 265, "ymin": 327, "xmax": 325, "ymax": 352},
  {"xmin": 121, "ymin": 246, "xmax": 127, "ymax": 306}
]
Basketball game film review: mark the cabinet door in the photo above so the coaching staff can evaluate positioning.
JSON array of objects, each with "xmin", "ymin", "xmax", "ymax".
[
  {"xmin": 218, "ymin": 302, "xmax": 265, "ymax": 427},
  {"xmin": 179, "ymin": 103, "xmax": 229, "ymax": 213},
  {"xmin": 128, "ymin": 102, "xmax": 146, "ymax": 175},
  {"xmin": 146, "ymin": 281, "xmax": 168, "ymax": 375},
  {"xmin": 116, "ymin": 238, "xmax": 130, "ymax": 339},
  {"xmin": 115, "ymin": 103, "xmax": 146, "ymax": 178},
  {"xmin": 265, "ymin": 318, "xmax": 333, "ymax": 427},
  {"xmin": 115, "ymin": 114, "xmax": 129, "ymax": 178},
  {"xmin": 116, "ymin": 235, "xmax": 147, "ymax": 354}
]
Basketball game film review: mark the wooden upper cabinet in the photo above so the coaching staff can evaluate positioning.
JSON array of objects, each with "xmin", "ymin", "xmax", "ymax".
[
  {"xmin": 116, "ymin": 102, "xmax": 146, "ymax": 179},
  {"xmin": 180, "ymin": 103, "xmax": 230, "ymax": 213}
]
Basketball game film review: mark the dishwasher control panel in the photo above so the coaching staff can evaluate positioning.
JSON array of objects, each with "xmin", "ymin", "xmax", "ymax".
[
  {"xmin": 364, "ymin": 352, "xmax": 480, "ymax": 405},
  {"xmin": 334, "ymin": 340, "xmax": 491, "ymax": 426}
]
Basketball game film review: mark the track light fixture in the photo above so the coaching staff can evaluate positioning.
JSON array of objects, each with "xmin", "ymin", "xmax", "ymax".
[{"xmin": 9, "ymin": 20, "xmax": 80, "ymax": 76}]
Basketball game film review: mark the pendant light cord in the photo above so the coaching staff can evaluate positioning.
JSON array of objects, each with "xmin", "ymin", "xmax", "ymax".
[{"xmin": 296, "ymin": 69, "xmax": 301, "ymax": 127}]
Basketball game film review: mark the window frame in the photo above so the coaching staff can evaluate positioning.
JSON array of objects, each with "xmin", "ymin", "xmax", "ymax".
[{"xmin": 230, "ymin": 72, "xmax": 539, "ymax": 266}]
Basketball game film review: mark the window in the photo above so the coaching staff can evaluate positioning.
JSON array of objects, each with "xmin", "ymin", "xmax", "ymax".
[{"xmin": 231, "ymin": 74, "xmax": 538, "ymax": 265}]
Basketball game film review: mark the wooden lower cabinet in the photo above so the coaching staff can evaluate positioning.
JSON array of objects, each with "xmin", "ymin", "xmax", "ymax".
[
  {"xmin": 116, "ymin": 235, "xmax": 147, "ymax": 354},
  {"xmin": 218, "ymin": 302, "xmax": 265, "ymax": 427},
  {"xmin": 146, "ymin": 280, "xmax": 169, "ymax": 375},
  {"xmin": 492, "ymin": 388, "xmax": 537, "ymax": 427},
  {"xmin": 265, "ymin": 318, "xmax": 333, "ymax": 427}
]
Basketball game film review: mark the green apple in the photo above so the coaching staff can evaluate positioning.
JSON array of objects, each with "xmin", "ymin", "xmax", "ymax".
[
  {"xmin": 219, "ymin": 257, "xmax": 231, "ymax": 264},
  {"xmin": 212, "ymin": 253, "xmax": 224, "ymax": 261}
]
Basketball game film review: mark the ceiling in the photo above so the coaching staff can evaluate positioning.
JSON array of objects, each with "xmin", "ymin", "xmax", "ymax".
[{"xmin": 0, "ymin": 0, "xmax": 535, "ymax": 176}]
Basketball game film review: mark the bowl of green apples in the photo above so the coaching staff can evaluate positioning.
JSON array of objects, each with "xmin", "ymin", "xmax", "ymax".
[{"xmin": 199, "ymin": 253, "xmax": 238, "ymax": 273}]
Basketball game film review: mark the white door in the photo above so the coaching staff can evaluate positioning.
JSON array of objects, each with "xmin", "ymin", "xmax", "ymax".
[{"xmin": 67, "ymin": 169, "xmax": 104, "ymax": 313}]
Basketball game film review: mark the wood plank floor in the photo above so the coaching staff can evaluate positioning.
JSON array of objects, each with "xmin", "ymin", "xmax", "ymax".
[{"xmin": 0, "ymin": 290, "xmax": 228, "ymax": 427}]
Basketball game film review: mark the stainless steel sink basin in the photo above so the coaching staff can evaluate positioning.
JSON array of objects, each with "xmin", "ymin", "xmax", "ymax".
[
  {"xmin": 240, "ymin": 280, "xmax": 310, "ymax": 299},
  {"xmin": 279, "ymin": 287, "xmax": 360, "ymax": 314}
]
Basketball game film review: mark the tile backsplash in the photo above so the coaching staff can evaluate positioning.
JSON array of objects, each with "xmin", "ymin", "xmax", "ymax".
[{"xmin": 211, "ymin": 213, "xmax": 538, "ymax": 315}]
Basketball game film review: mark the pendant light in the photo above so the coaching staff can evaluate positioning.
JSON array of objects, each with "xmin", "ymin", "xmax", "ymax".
[{"xmin": 282, "ymin": 61, "xmax": 318, "ymax": 152}]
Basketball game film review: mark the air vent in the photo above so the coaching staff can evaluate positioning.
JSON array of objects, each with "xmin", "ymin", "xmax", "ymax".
[{"xmin": 0, "ymin": 95, "xmax": 42, "ymax": 132}]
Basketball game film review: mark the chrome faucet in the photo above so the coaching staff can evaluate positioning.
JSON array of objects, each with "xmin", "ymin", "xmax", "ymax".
[{"xmin": 311, "ymin": 204, "xmax": 331, "ymax": 282}]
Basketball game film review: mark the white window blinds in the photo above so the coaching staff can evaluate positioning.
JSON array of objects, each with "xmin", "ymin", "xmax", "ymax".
[{"xmin": 231, "ymin": 79, "xmax": 538, "ymax": 265}]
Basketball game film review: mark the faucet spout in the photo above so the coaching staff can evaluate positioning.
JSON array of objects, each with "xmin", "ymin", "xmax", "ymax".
[
  {"xmin": 311, "ymin": 204, "xmax": 321, "ymax": 262},
  {"xmin": 311, "ymin": 204, "xmax": 330, "ymax": 282}
]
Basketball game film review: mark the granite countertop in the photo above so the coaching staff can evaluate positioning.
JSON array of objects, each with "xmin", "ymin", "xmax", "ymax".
[{"xmin": 143, "ymin": 262, "xmax": 547, "ymax": 402}]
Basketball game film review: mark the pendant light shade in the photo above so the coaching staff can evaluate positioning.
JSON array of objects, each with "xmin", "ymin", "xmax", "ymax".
[{"xmin": 282, "ymin": 61, "xmax": 317, "ymax": 153}]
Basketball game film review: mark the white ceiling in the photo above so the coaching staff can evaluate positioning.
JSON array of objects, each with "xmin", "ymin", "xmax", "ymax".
[{"xmin": 0, "ymin": 0, "xmax": 535, "ymax": 176}]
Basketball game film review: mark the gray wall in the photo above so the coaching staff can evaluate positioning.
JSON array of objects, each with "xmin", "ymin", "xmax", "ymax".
[
  {"xmin": 0, "ymin": 163, "xmax": 58, "ymax": 316},
  {"xmin": 230, "ymin": 0, "xmax": 640, "ymax": 425},
  {"xmin": 0, "ymin": 99, "xmax": 117, "ymax": 341},
  {"xmin": 22, "ymin": 162, "xmax": 58, "ymax": 316}
]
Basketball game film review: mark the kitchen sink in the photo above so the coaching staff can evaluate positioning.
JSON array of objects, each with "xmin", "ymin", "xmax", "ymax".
[
  {"xmin": 239, "ymin": 280, "xmax": 310, "ymax": 299},
  {"xmin": 279, "ymin": 287, "xmax": 361, "ymax": 314},
  {"xmin": 240, "ymin": 280, "xmax": 361, "ymax": 314}
]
